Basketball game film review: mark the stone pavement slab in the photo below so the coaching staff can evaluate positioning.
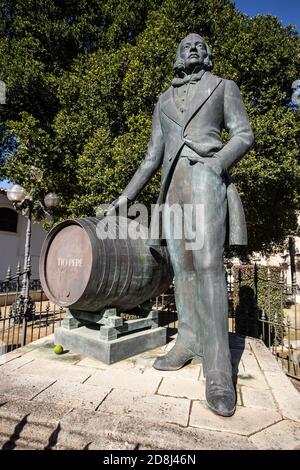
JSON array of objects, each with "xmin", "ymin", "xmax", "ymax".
[
  {"xmin": 263, "ymin": 370, "xmax": 300, "ymax": 422},
  {"xmin": 33, "ymin": 379, "xmax": 112, "ymax": 410},
  {"xmin": 240, "ymin": 349, "xmax": 261, "ymax": 373},
  {"xmin": 241, "ymin": 386, "xmax": 277, "ymax": 410},
  {"xmin": 0, "ymin": 395, "xmax": 71, "ymax": 422},
  {"xmin": 249, "ymin": 420, "xmax": 300, "ymax": 450},
  {"xmin": 114, "ymin": 415, "xmax": 258, "ymax": 450},
  {"xmin": 0, "ymin": 333, "xmax": 299, "ymax": 450},
  {"xmin": 0, "ymin": 350, "xmax": 23, "ymax": 366},
  {"xmin": 189, "ymin": 401, "xmax": 282, "ymax": 436},
  {"xmin": 98, "ymin": 388, "xmax": 191, "ymax": 427},
  {"xmin": 17, "ymin": 358, "xmax": 94, "ymax": 383},
  {"xmin": 0, "ymin": 354, "xmax": 35, "ymax": 373},
  {"xmin": 56, "ymin": 408, "xmax": 138, "ymax": 449},
  {"xmin": 0, "ymin": 337, "xmax": 53, "ymax": 365},
  {"xmin": 0, "ymin": 373, "xmax": 56, "ymax": 400},
  {"xmin": 250, "ymin": 340, "xmax": 283, "ymax": 373},
  {"xmin": 0, "ymin": 396, "xmax": 71, "ymax": 450},
  {"xmin": 142, "ymin": 363, "xmax": 201, "ymax": 381},
  {"xmin": 87, "ymin": 440, "xmax": 137, "ymax": 450},
  {"xmin": 158, "ymin": 376, "xmax": 206, "ymax": 400},
  {"xmin": 26, "ymin": 345, "xmax": 83, "ymax": 365},
  {"xmin": 59, "ymin": 407, "xmax": 121, "ymax": 436},
  {"xmin": 75, "ymin": 356, "xmax": 136, "ymax": 371},
  {"xmin": 236, "ymin": 371, "xmax": 269, "ymax": 390},
  {"xmin": 86, "ymin": 368, "xmax": 161, "ymax": 393}
]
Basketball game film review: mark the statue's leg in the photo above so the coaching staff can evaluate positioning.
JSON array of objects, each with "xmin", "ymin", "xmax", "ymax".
[
  {"xmin": 153, "ymin": 159, "xmax": 202, "ymax": 370},
  {"xmin": 189, "ymin": 162, "xmax": 235, "ymax": 416},
  {"xmin": 166, "ymin": 240, "xmax": 204, "ymax": 357}
]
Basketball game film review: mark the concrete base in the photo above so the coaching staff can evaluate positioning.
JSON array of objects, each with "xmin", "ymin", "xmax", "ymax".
[{"xmin": 54, "ymin": 325, "xmax": 167, "ymax": 364}]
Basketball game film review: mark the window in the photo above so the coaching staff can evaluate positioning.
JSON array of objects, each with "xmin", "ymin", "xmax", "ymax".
[{"xmin": 0, "ymin": 208, "xmax": 18, "ymax": 233}]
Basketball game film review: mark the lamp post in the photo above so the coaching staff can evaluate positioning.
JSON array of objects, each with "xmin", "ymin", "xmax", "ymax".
[{"xmin": 7, "ymin": 170, "xmax": 60, "ymax": 347}]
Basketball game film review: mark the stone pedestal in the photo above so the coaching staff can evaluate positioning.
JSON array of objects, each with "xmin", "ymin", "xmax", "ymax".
[
  {"xmin": 54, "ymin": 325, "xmax": 167, "ymax": 364},
  {"xmin": 54, "ymin": 307, "xmax": 167, "ymax": 364}
]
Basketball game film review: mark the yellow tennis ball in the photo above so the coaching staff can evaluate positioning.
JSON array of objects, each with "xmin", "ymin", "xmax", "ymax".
[{"xmin": 54, "ymin": 344, "xmax": 63, "ymax": 355}]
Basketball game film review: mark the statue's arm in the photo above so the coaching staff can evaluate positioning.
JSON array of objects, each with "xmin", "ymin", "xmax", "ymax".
[
  {"xmin": 121, "ymin": 101, "xmax": 165, "ymax": 201},
  {"xmin": 214, "ymin": 80, "xmax": 255, "ymax": 170}
]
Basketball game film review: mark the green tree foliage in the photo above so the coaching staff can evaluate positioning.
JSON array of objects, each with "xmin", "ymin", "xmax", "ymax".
[{"xmin": 0, "ymin": 0, "xmax": 299, "ymax": 253}]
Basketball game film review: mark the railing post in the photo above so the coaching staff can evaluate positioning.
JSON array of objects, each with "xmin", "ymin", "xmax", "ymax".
[
  {"xmin": 1, "ymin": 266, "xmax": 11, "ymax": 347},
  {"xmin": 274, "ymin": 310, "xmax": 278, "ymax": 359},
  {"xmin": 254, "ymin": 263, "xmax": 258, "ymax": 306},
  {"xmin": 289, "ymin": 236, "xmax": 297, "ymax": 344},
  {"xmin": 20, "ymin": 203, "xmax": 32, "ymax": 347},
  {"xmin": 238, "ymin": 268, "xmax": 242, "ymax": 290},
  {"xmin": 6, "ymin": 265, "xmax": 11, "ymax": 285},
  {"xmin": 261, "ymin": 309, "xmax": 266, "ymax": 344},
  {"xmin": 267, "ymin": 267, "xmax": 271, "ymax": 319},
  {"xmin": 279, "ymin": 269, "xmax": 284, "ymax": 317},
  {"xmin": 289, "ymin": 236, "xmax": 296, "ymax": 292},
  {"xmin": 287, "ymin": 315, "xmax": 291, "ymax": 374},
  {"xmin": 229, "ymin": 265, "xmax": 232, "ymax": 295}
]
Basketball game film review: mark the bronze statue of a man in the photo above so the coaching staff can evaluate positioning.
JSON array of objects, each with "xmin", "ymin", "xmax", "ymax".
[{"xmin": 105, "ymin": 33, "xmax": 254, "ymax": 417}]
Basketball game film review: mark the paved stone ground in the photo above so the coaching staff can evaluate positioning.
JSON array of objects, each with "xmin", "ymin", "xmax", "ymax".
[{"xmin": 0, "ymin": 333, "xmax": 300, "ymax": 450}]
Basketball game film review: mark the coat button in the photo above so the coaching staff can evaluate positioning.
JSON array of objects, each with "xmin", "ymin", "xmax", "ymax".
[{"xmin": 169, "ymin": 156, "xmax": 172, "ymax": 161}]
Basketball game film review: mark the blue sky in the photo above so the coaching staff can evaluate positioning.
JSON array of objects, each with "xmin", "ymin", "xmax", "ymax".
[{"xmin": 233, "ymin": 0, "xmax": 300, "ymax": 32}]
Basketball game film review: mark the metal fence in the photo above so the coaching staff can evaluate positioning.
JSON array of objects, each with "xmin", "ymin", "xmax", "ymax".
[
  {"xmin": 0, "ymin": 278, "xmax": 42, "ymax": 294},
  {"xmin": 154, "ymin": 264, "xmax": 300, "ymax": 380},
  {"xmin": 0, "ymin": 264, "xmax": 64, "ymax": 354},
  {"xmin": 231, "ymin": 265, "xmax": 298, "ymax": 379}
]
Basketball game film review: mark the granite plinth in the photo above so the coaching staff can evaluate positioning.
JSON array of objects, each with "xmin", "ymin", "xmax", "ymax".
[{"xmin": 54, "ymin": 325, "xmax": 167, "ymax": 364}]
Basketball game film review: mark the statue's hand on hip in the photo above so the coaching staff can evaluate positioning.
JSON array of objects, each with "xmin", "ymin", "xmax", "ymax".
[{"xmin": 204, "ymin": 158, "xmax": 224, "ymax": 178}]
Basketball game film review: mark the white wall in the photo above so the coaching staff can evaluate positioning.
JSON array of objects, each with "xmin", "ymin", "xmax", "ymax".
[{"xmin": 0, "ymin": 192, "xmax": 46, "ymax": 280}]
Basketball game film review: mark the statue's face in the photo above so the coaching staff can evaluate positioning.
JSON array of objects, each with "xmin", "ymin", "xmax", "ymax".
[{"xmin": 179, "ymin": 34, "xmax": 207, "ymax": 73}]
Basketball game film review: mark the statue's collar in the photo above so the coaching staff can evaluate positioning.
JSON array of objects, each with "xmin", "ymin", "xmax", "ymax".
[{"xmin": 171, "ymin": 69, "xmax": 206, "ymax": 87}]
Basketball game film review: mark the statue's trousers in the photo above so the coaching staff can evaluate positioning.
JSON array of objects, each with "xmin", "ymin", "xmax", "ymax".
[{"xmin": 164, "ymin": 157, "xmax": 232, "ymax": 376}]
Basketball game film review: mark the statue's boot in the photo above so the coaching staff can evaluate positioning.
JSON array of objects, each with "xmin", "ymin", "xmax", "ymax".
[
  {"xmin": 153, "ymin": 341, "xmax": 196, "ymax": 371},
  {"xmin": 205, "ymin": 370, "xmax": 236, "ymax": 417}
]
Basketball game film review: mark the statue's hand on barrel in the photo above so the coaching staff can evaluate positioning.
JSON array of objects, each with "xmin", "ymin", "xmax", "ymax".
[{"xmin": 96, "ymin": 195, "xmax": 129, "ymax": 219}]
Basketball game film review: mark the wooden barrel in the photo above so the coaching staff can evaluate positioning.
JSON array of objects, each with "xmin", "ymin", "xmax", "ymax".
[{"xmin": 39, "ymin": 216, "xmax": 173, "ymax": 312}]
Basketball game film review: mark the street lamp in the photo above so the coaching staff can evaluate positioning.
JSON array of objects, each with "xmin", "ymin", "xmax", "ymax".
[
  {"xmin": 7, "ymin": 184, "xmax": 27, "ymax": 204},
  {"xmin": 44, "ymin": 192, "xmax": 60, "ymax": 209},
  {"xmin": 6, "ymin": 176, "xmax": 60, "ymax": 346}
]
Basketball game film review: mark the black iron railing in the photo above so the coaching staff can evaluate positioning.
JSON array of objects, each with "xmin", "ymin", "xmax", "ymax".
[
  {"xmin": 0, "ymin": 278, "xmax": 42, "ymax": 293},
  {"xmin": 154, "ymin": 264, "xmax": 299, "ymax": 379},
  {"xmin": 0, "ymin": 265, "xmax": 65, "ymax": 353}
]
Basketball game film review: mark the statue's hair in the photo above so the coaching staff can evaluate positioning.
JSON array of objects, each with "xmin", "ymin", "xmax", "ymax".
[{"xmin": 173, "ymin": 34, "xmax": 213, "ymax": 75}]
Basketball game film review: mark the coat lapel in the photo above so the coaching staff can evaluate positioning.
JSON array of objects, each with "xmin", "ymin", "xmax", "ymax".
[
  {"xmin": 183, "ymin": 72, "xmax": 223, "ymax": 130},
  {"xmin": 160, "ymin": 87, "xmax": 182, "ymax": 125}
]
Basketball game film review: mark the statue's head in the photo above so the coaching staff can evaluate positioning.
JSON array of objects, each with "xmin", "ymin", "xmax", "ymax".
[{"xmin": 174, "ymin": 33, "xmax": 212, "ymax": 76}]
